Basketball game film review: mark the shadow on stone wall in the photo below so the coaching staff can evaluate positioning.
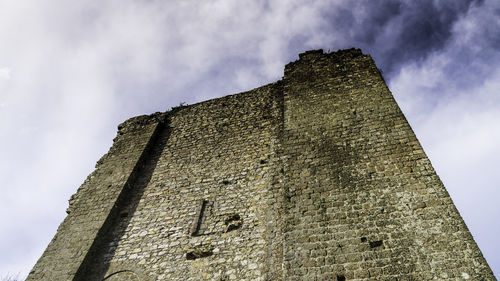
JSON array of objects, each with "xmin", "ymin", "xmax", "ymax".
[{"xmin": 73, "ymin": 113, "xmax": 173, "ymax": 281}]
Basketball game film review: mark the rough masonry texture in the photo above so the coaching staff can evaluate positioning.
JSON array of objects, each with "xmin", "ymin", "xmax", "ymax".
[{"xmin": 28, "ymin": 49, "xmax": 495, "ymax": 281}]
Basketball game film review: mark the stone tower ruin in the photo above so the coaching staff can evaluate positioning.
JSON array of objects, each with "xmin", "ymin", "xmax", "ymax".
[{"xmin": 27, "ymin": 49, "xmax": 495, "ymax": 280}]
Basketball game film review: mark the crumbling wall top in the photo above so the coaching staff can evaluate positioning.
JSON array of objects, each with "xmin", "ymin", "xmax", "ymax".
[{"xmin": 284, "ymin": 48, "xmax": 369, "ymax": 77}]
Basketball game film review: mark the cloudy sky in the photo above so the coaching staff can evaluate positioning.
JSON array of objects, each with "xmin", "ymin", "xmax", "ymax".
[{"xmin": 0, "ymin": 0, "xmax": 499, "ymax": 278}]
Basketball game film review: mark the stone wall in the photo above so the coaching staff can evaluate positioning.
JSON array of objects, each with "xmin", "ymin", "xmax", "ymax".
[
  {"xmin": 281, "ymin": 49, "xmax": 494, "ymax": 280},
  {"xmin": 87, "ymin": 84, "xmax": 285, "ymax": 281},
  {"xmin": 27, "ymin": 49, "xmax": 495, "ymax": 281},
  {"xmin": 27, "ymin": 114, "xmax": 163, "ymax": 280}
]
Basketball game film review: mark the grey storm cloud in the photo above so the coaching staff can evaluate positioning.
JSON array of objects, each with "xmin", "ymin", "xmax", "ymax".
[
  {"xmin": 0, "ymin": 0, "xmax": 499, "ymax": 278},
  {"xmin": 319, "ymin": 0, "xmax": 486, "ymax": 75}
]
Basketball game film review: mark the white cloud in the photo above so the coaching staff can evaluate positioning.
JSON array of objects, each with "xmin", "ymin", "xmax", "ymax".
[{"xmin": 0, "ymin": 67, "xmax": 10, "ymax": 80}]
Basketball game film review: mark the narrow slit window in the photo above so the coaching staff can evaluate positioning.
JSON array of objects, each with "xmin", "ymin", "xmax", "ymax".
[{"xmin": 189, "ymin": 200, "xmax": 207, "ymax": 236}]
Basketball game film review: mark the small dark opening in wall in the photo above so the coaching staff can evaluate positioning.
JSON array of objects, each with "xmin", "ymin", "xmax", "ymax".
[
  {"xmin": 260, "ymin": 159, "xmax": 267, "ymax": 164},
  {"xmin": 190, "ymin": 200, "xmax": 207, "ymax": 236},
  {"xmin": 225, "ymin": 213, "xmax": 242, "ymax": 232},
  {"xmin": 186, "ymin": 249, "xmax": 213, "ymax": 260},
  {"xmin": 360, "ymin": 237, "xmax": 367, "ymax": 242},
  {"xmin": 369, "ymin": 240, "xmax": 383, "ymax": 248},
  {"xmin": 337, "ymin": 274, "xmax": 346, "ymax": 281},
  {"xmin": 222, "ymin": 180, "xmax": 230, "ymax": 185},
  {"xmin": 225, "ymin": 214, "xmax": 240, "ymax": 224},
  {"xmin": 226, "ymin": 223, "xmax": 241, "ymax": 232}
]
